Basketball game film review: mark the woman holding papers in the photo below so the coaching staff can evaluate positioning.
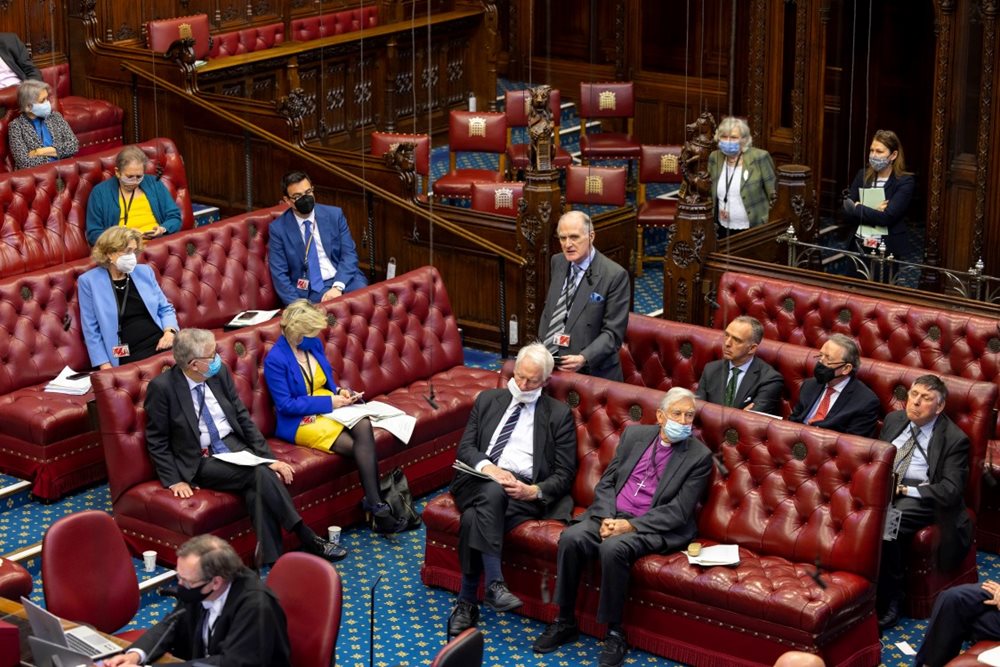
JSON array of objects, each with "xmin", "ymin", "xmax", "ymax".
[
  {"xmin": 78, "ymin": 226, "xmax": 179, "ymax": 369},
  {"xmin": 842, "ymin": 129, "xmax": 916, "ymax": 261},
  {"xmin": 263, "ymin": 299, "xmax": 407, "ymax": 533}
]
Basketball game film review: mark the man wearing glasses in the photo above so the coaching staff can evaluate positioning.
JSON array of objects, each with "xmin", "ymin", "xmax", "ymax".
[
  {"xmin": 103, "ymin": 535, "xmax": 291, "ymax": 666},
  {"xmin": 268, "ymin": 170, "xmax": 368, "ymax": 305},
  {"xmin": 788, "ymin": 333, "xmax": 880, "ymax": 437},
  {"xmin": 143, "ymin": 328, "xmax": 346, "ymax": 565}
]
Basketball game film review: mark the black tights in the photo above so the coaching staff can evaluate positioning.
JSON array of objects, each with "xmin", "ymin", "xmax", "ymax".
[{"xmin": 332, "ymin": 417, "xmax": 381, "ymax": 505}]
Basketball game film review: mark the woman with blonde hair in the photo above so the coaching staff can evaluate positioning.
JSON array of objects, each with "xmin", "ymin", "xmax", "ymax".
[{"xmin": 263, "ymin": 299, "xmax": 407, "ymax": 533}]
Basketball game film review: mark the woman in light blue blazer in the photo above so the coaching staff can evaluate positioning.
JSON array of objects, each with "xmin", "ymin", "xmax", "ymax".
[{"xmin": 78, "ymin": 227, "xmax": 179, "ymax": 368}]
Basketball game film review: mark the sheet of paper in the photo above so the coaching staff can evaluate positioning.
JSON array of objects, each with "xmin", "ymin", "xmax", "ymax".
[
  {"xmin": 978, "ymin": 645, "xmax": 1000, "ymax": 666},
  {"xmin": 326, "ymin": 400, "xmax": 416, "ymax": 444},
  {"xmin": 894, "ymin": 641, "xmax": 916, "ymax": 657},
  {"xmin": 685, "ymin": 544, "xmax": 740, "ymax": 567},
  {"xmin": 227, "ymin": 309, "xmax": 280, "ymax": 327},
  {"xmin": 212, "ymin": 450, "xmax": 276, "ymax": 467}
]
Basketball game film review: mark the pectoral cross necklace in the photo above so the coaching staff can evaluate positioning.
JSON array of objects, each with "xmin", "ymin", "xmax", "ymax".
[{"xmin": 634, "ymin": 444, "xmax": 663, "ymax": 496}]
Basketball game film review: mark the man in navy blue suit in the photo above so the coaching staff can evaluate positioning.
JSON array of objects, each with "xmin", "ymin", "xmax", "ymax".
[{"xmin": 268, "ymin": 171, "xmax": 367, "ymax": 305}]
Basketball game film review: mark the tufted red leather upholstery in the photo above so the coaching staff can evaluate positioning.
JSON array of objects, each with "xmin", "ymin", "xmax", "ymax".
[
  {"xmin": 619, "ymin": 312, "xmax": 996, "ymax": 617},
  {"xmin": 207, "ymin": 22, "xmax": 285, "ymax": 59},
  {"xmin": 42, "ymin": 510, "xmax": 140, "ymax": 635},
  {"xmin": 290, "ymin": 8, "xmax": 379, "ymax": 41},
  {"xmin": 0, "ymin": 558, "xmax": 32, "ymax": 600},
  {"xmin": 267, "ymin": 552, "xmax": 341, "ymax": 667},
  {"xmin": 91, "ymin": 267, "xmax": 498, "ymax": 565},
  {"xmin": 422, "ymin": 369, "xmax": 894, "ymax": 666}
]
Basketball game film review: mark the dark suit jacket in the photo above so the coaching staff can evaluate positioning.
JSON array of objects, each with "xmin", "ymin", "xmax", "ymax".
[
  {"xmin": 144, "ymin": 364, "xmax": 275, "ymax": 488},
  {"xmin": 0, "ymin": 33, "xmax": 41, "ymax": 82},
  {"xmin": 133, "ymin": 569, "xmax": 291, "ymax": 666},
  {"xmin": 696, "ymin": 356, "xmax": 784, "ymax": 416},
  {"xmin": 881, "ymin": 410, "xmax": 972, "ymax": 569},
  {"xmin": 267, "ymin": 205, "xmax": 367, "ymax": 305},
  {"xmin": 578, "ymin": 424, "xmax": 713, "ymax": 547},
  {"xmin": 537, "ymin": 249, "xmax": 630, "ymax": 381},
  {"xmin": 455, "ymin": 388, "xmax": 577, "ymax": 518},
  {"xmin": 788, "ymin": 376, "xmax": 881, "ymax": 437}
]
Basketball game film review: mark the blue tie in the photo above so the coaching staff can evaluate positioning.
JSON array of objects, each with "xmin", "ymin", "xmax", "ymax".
[
  {"xmin": 195, "ymin": 384, "xmax": 229, "ymax": 455},
  {"xmin": 303, "ymin": 219, "xmax": 325, "ymax": 294},
  {"xmin": 487, "ymin": 403, "xmax": 523, "ymax": 464}
]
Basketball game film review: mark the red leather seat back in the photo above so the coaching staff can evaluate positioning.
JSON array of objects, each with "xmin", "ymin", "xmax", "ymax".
[
  {"xmin": 147, "ymin": 14, "xmax": 212, "ymax": 60},
  {"xmin": 291, "ymin": 7, "xmax": 378, "ymax": 41},
  {"xmin": 267, "ymin": 552, "xmax": 341, "ymax": 667},
  {"xmin": 565, "ymin": 165, "xmax": 627, "ymax": 207},
  {"xmin": 470, "ymin": 182, "xmax": 524, "ymax": 218},
  {"xmin": 447, "ymin": 111, "xmax": 507, "ymax": 153},
  {"xmin": 208, "ymin": 22, "xmax": 285, "ymax": 58},
  {"xmin": 578, "ymin": 81, "xmax": 636, "ymax": 119},
  {"xmin": 621, "ymin": 313, "xmax": 718, "ymax": 392},
  {"xmin": 639, "ymin": 145, "xmax": 683, "ymax": 185},
  {"xmin": 42, "ymin": 510, "xmax": 140, "ymax": 634},
  {"xmin": 430, "ymin": 628, "xmax": 484, "ymax": 667}
]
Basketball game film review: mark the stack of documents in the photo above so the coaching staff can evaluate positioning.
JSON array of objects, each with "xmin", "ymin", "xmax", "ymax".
[
  {"xmin": 45, "ymin": 367, "xmax": 92, "ymax": 395},
  {"xmin": 329, "ymin": 401, "xmax": 416, "ymax": 444},
  {"xmin": 685, "ymin": 544, "xmax": 740, "ymax": 567}
]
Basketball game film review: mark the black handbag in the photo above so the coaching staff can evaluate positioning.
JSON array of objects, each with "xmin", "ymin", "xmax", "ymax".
[{"xmin": 377, "ymin": 467, "xmax": 422, "ymax": 530}]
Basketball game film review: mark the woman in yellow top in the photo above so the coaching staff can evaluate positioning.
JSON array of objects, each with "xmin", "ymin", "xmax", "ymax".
[
  {"xmin": 263, "ymin": 299, "xmax": 407, "ymax": 533},
  {"xmin": 85, "ymin": 145, "xmax": 182, "ymax": 245}
]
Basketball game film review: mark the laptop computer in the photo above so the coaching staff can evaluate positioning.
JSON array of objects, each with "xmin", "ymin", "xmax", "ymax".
[
  {"xmin": 27, "ymin": 635, "xmax": 98, "ymax": 667},
  {"xmin": 21, "ymin": 597, "xmax": 122, "ymax": 660}
]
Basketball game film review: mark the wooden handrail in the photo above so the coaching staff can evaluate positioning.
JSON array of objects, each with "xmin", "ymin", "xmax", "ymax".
[{"xmin": 119, "ymin": 60, "xmax": 525, "ymax": 266}]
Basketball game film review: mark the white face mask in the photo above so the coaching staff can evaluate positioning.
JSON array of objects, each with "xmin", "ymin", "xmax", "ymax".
[
  {"xmin": 507, "ymin": 376, "xmax": 542, "ymax": 404},
  {"xmin": 115, "ymin": 252, "xmax": 138, "ymax": 274}
]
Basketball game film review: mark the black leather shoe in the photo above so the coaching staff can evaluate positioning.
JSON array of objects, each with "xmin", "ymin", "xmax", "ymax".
[
  {"xmin": 533, "ymin": 619, "xmax": 579, "ymax": 653},
  {"xmin": 877, "ymin": 598, "xmax": 901, "ymax": 631},
  {"xmin": 484, "ymin": 580, "xmax": 523, "ymax": 612},
  {"xmin": 305, "ymin": 535, "xmax": 348, "ymax": 562},
  {"xmin": 447, "ymin": 600, "xmax": 479, "ymax": 637},
  {"xmin": 599, "ymin": 631, "xmax": 628, "ymax": 667}
]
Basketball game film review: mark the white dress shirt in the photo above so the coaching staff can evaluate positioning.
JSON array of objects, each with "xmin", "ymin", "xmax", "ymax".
[
  {"xmin": 294, "ymin": 211, "xmax": 343, "ymax": 288},
  {"xmin": 893, "ymin": 416, "xmax": 937, "ymax": 498},
  {"xmin": 474, "ymin": 395, "xmax": 538, "ymax": 480},
  {"xmin": 184, "ymin": 375, "xmax": 234, "ymax": 449},
  {"xmin": 804, "ymin": 375, "xmax": 851, "ymax": 422}
]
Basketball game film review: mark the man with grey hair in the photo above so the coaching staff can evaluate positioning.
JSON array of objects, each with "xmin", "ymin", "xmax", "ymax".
[
  {"xmin": 534, "ymin": 387, "xmax": 713, "ymax": 667},
  {"xmin": 143, "ymin": 328, "xmax": 346, "ymax": 566},
  {"xmin": 696, "ymin": 315, "xmax": 784, "ymax": 415},
  {"xmin": 104, "ymin": 535, "xmax": 291, "ymax": 666},
  {"xmin": 537, "ymin": 210, "xmax": 630, "ymax": 381},
  {"xmin": 447, "ymin": 342, "xmax": 577, "ymax": 637},
  {"xmin": 788, "ymin": 333, "xmax": 880, "ymax": 436}
]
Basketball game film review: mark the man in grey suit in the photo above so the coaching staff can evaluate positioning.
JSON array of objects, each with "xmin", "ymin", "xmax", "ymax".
[
  {"xmin": 696, "ymin": 315, "xmax": 784, "ymax": 415},
  {"xmin": 533, "ymin": 387, "xmax": 714, "ymax": 667},
  {"xmin": 447, "ymin": 343, "xmax": 577, "ymax": 637},
  {"xmin": 537, "ymin": 210, "xmax": 630, "ymax": 381}
]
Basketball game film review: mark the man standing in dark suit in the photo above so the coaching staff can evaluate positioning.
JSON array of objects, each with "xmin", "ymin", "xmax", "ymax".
[
  {"xmin": 533, "ymin": 387, "xmax": 714, "ymax": 667},
  {"xmin": 0, "ymin": 33, "xmax": 41, "ymax": 88},
  {"xmin": 103, "ymin": 535, "xmax": 291, "ymax": 666},
  {"xmin": 876, "ymin": 375, "xmax": 971, "ymax": 631},
  {"xmin": 447, "ymin": 343, "xmax": 577, "ymax": 637},
  {"xmin": 537, "ymin": 210, "xmax": 630, "ymax": 381},
  {"xmin": 788, "ymin": 333, "xmax": 880, "ymax": 437},
  {"xmin": 696, "ymin": 315, "xmax": 783, "ymax": 415},
  {"xmin": 143, "ymin": 328, "xmax": 345, "ymax": 565},
  {"xmin": 268, "ymin": 170, "xmax": 367, "ymax": 305}
]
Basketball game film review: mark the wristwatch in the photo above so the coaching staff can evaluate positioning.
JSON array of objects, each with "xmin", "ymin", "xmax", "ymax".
[
  {"xmin": 535, "ymin": 486, "xmax": 544, "ymax": 501},
  {"xmin": 165, "ymin": 327, "xmax": 178, "ymax": 335}
]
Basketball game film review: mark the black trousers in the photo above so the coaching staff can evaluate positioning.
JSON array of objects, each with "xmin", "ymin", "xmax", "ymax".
[
  {"xmin": 915, "ymin": 583, "xmax": 1000, "ymax": 667},
  {"xmin": 553, "ymin": 517, "xmax": 666, "ymax": 626},
  {"xmin": 194, "ymin": 444, "xmax": 302, "ymax": 565},
  {"xmin": 878, "ymin": 496, "xmax": 936, "ymax": 607},
  {"xmin": 450, "ymin": 472, "xmax": 543, "ymax": 577}
]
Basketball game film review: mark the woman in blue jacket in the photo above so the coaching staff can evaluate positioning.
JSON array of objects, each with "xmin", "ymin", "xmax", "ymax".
[{"xmin": 263, "ymin": 299, "xmax": 406, "ymax": 533}]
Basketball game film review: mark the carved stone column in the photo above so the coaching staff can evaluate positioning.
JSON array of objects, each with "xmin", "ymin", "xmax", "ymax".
[
  {"xmin": 664, "ymin": 202, "xmax": 715, "ymax": 324},
  {"xmin": 518, "ymin": 168, "xmax": 561, "ymax": 342}
]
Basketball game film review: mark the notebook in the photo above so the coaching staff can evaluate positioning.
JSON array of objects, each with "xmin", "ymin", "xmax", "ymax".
[{"xmin": 21, "ymin": 597, "xmax": 122, "ymax": 660}]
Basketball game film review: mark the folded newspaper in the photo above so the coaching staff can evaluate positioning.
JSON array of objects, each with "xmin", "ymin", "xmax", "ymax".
[
  {"xmin": 327, "ymin": 400, "xmax": 416, "ymax": 444},
  {"xmin": 452, "ymin": 459, "xmax": 492, "ymax": 480}
]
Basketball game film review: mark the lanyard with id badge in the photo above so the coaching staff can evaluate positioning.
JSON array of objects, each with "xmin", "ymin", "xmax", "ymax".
[
  {"xmin": 112, "ymin": 276, "xmax": 131, "ymax": 359},
  {"xmin": 297, "ymin": 232, "xmax": 315, "ymax": 291},
  {"xmin": 553, "ymin": 264, "xmax": 581, "ymax": 348}
]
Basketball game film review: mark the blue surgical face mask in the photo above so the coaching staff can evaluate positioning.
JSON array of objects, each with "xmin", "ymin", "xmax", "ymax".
[
  {"xmin": 719, "ymin": 140, "xmax": 742, "ymax": 157},
  {"xmin": 203, "ymin": 354, "xmax": 223, "ymax": 378},
  {"xmin": 662, "ymin": 420, "xmax": 692, "ymax": 444},
  {"xmin": 31, "ymin": 100, "xmax": 52, "ymax": 118}
]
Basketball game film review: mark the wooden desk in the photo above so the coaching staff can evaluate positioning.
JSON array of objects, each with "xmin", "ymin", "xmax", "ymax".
[{"xmin": 0, "ymin": 597, "xmax": 179, "ymax": 665}]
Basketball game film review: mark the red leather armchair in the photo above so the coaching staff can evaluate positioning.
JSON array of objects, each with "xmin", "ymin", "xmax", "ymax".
[
  {"xmin": 504, "ymin": 88, "xmax": 572, "ymax": 178},
  {"xmin": 577, "ymin": 82, "xmax": 641, "ymax": 165},
  {"xmin": 267, "ymin": 552, "xmax": 341, "ymax": 667},
  {"xmin": 432, "ymin": 111, "xmax": 508, "ymax": 199},
  {"xmin": 0, "ymin": 559, "xmax": 32, "ymax": 601},
  {"xmin": 635, "ymin": 144, "xmax": 683, "ymax": 276}
]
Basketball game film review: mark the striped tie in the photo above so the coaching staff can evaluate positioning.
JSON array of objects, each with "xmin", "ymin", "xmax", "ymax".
[
  {"xmin": 544, "ymin": 264, "xmax": 580, "ymax": 353},
  {"xmin": 893, "ymin": 424, "xmax": 921, "ymax": 477},
  {"xmin": 487, "ymin": 403, "xmax": 523, "ymax": 464}
]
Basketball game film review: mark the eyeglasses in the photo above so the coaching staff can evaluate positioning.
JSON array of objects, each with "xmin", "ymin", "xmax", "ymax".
[
  {"xmin": 177, "ymin": 575, "xmax": 208, "ymax": 589},
  {"xmin": 190, "ymin": 350, "xmax": 218, "ymax": 364},
  {"xmin": 814, "ymin": 354, "xmax": 846, "ymax": 366},
  {"xmin": 287, "ymin": 188, "xmax": 315, "ymax": 202}
]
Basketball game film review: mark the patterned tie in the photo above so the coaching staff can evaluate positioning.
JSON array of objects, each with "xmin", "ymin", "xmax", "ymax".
[
  {"xmin": 808, "ymin": 386, "xmax": 837, "ymax": 425},
  {"xmin": 724, "ymin": 366, "xmax": 742, "ymax": 407},
  {"xmin": 195, "ymin": 384, "xmax": 230, "ymax": 455},
  {"xmin": 303, "ymin": 219, "xmax": 325, "ymax": 293},
  {"xmin": 487, "ymin": 403, "xmax": 523, "ymax": 464},
  {"xmin": 544, "ymin": 264, "xmax": 581, "ymax": 352},
  {"xmin": 893, "ymin": 423, "xmax": 922, "ymax": 477}
]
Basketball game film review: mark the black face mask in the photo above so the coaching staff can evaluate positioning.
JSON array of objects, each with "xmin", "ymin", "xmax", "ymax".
[
  {"xmin": 175, "ymin": 583, "xmax": 211, "ymax": 604},
  {"xmin": 293, "ymin": 194, "xmax": 316, "ymax": 215},
  {"xmin": 813, "ymin": 361, "xmax": 846, "ymax": 385}
]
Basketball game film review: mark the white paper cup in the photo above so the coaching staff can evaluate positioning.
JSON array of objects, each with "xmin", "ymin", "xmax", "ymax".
[
  {"xmin": 328, "ymin": 526, "xmax": 342, "ymax": 545},
  {"xmin": 142, "ymin": 550, "xmax": 157, "ymax": 572}
]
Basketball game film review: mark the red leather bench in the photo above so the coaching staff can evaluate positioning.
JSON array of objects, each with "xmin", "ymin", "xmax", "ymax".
[
  {"xmin": 619, "ymin": 313, "xmax": 997, "ymax": 617},
  {"xmin": 713, "ymin": 270, "xmax": 1000, "ymax": 552},
  {"xmin": 290, "ymin": 8, "xmax": 379, "ymax": 41},
  {"xmin": 0, "ymin": 137, "xmax": 194, "ymax": 277},
  {"xmin": 207, "ymin": 22, "xmax": 285, "ymax": 59},
  {"xmin": 0, "ymin": 205, "xmax": 284, "ymax": 499},
  {"xmin": 90, "ymin": 266, "xmax": 498, "ymax": 566},
  {"xmin": 423, "ymin": 369, "xmax": 894, "ymax": 666}
]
